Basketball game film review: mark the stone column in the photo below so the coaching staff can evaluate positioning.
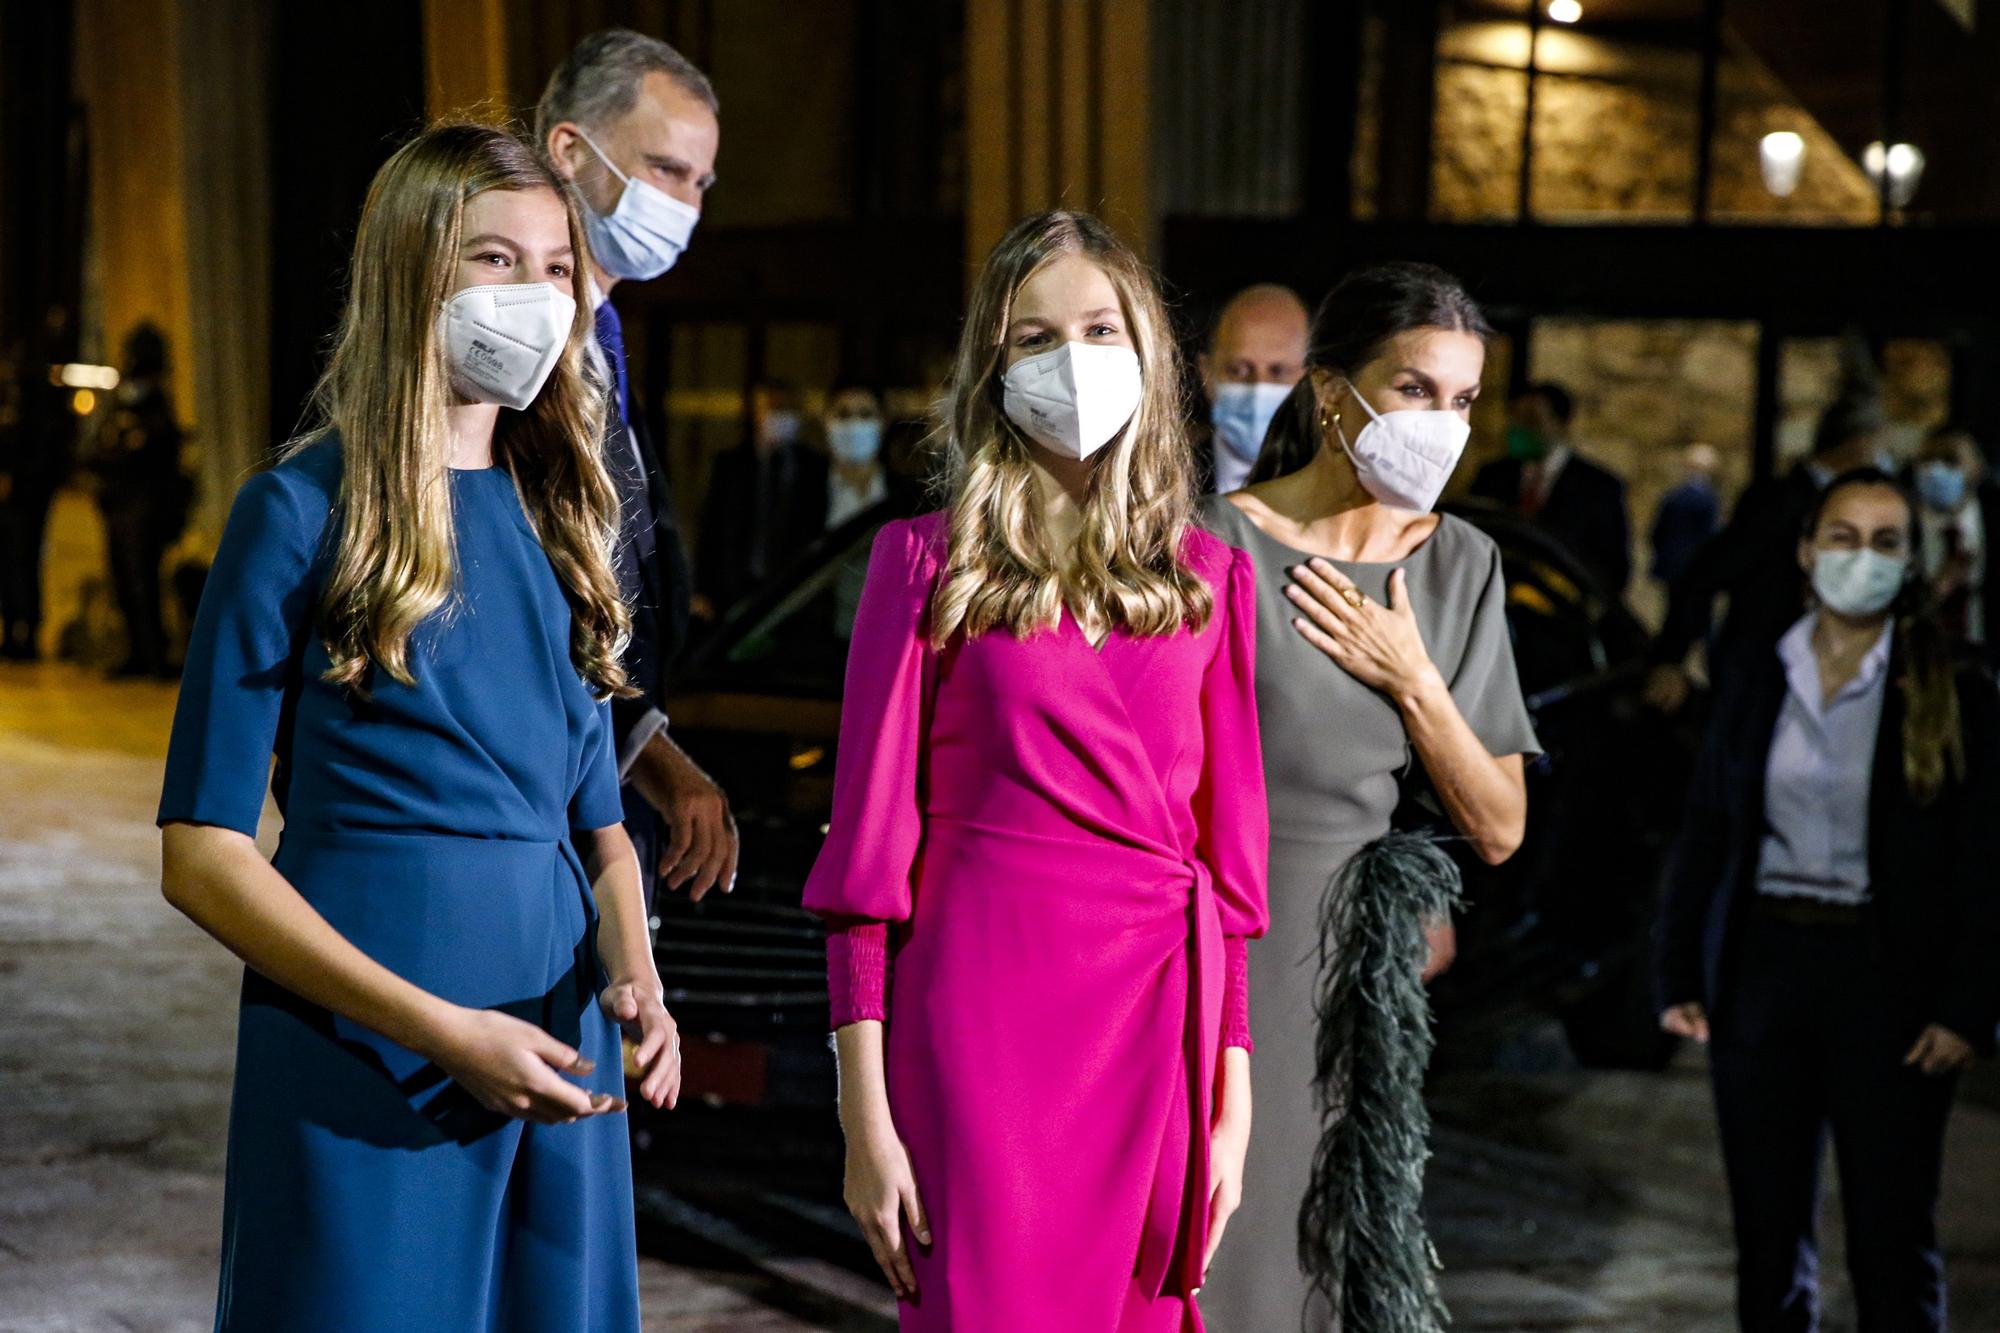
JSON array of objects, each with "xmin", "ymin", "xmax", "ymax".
[{"xmin": 964, "ymin": 0, "xmax": 1153, "ymax": 270}]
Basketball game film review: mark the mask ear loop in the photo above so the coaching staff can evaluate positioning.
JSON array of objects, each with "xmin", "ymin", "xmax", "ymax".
[{"xmin": 573, "ymin": 127, "xmax": 632, "ymax": 189}]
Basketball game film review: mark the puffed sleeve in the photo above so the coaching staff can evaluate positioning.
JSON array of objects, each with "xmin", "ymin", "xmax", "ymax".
[
  {"xmin": 569, "ymin": 699, "xmax": 626, "ymax": 831},
  {"xmin": 1194, "ymin": 544, "xmax": 1271, "ymax": 1050},
  {"xmin": 157, "ymin": 465, "xmax": 328, "ymax": 836},
  {"xmin": 1452, "ymin": 542, "xmax": 1542, "ymax": 760},
  {"xmin": 801, "ymin": 518, "xmax": 937, "ymax": 1028}
]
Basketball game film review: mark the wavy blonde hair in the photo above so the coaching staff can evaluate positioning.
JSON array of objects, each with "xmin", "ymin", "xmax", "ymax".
[
  {"xmin": 291, "ymin": 122, "xmax": 633, "ymax": 699},
  {"xmin": 930, "ymin": 210, "xmax": 1209, "ymax": 646}
]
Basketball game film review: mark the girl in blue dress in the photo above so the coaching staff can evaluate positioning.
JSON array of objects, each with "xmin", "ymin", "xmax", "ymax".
[{"xmin": 157, "ymin": 123, "xmax": 678, "ymax": 1332}]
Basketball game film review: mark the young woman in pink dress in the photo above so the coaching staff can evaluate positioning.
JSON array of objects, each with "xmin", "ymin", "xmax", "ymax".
[{"xmin": 802, "ymin": 210, "xmax": 1270, "ymax": 1331}]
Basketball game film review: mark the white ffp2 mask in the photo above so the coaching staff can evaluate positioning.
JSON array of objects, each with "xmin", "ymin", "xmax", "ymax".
[
  {"xmin": 440, "ymin": 281, "xmax": 578, "ymax": 412},
  {"xmin": 1336, "ymin": 381, "xmax": 1470, "ymax": 512},
  {"xmin": 1002, "ymin": 341, "xmax": 1142, "ymax": 461},
  {"xmin": 576, "ymin": 128, "xmax": 700, "ymax": 281}
]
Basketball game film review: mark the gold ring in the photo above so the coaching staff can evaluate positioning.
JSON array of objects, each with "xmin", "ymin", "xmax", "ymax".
[{"xmin": 1341, "ymin": 587, "xmax": 1366, "ymax": 609}]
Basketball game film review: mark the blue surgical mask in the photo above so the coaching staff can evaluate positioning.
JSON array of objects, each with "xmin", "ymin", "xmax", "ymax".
[
  {"xmin": 575, "ymin": 129, "xmax": 699, "ymax": 281},
  {"xmin": 1916, "ymin": 460, "xmax": 1967, "ymax": 512},
  {"xmin": 827, "ymin": 418, "xmax": 883, "ymax": 464},
  {"xmin": 1210, "ymin": 381, "xmax": 1293, "ymax": 468},
  {"xmin": 1812, "ymin": 548, "xmax": 1907, "ymax": 618}
]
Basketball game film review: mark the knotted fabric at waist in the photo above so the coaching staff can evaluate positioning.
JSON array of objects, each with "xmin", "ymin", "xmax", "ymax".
[{"xmin": 919, "ymin": 817, "xmax": 1223, "ymax": 1300}]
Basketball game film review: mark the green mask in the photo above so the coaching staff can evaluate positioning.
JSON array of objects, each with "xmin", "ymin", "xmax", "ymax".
[{"xmin": 1506, "ymin": 424, "xmax": 1550, "ymax": 461}]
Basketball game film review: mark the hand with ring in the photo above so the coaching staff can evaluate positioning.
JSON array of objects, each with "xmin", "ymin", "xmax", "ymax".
[{"xmin": 1283, "ymin": 558, "xmax": 1440, "ymax": 698}]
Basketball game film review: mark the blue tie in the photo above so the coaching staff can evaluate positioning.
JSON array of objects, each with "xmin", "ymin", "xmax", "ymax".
[{"xmin": 592, "ymin": 299, "xmax": 631, "ymax": 428}]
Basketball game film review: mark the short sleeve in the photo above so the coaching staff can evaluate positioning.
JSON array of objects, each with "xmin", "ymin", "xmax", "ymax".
[
  {"xmin": 1451, "ymin": 542, "xmax": 1542, "ymax": 761},
  {"xmin": 157, "ymin": 467, "xmax": 328, "ymax": 836},
  {"xmin": 569, "ymin": 699, "xmax": 626, "ymax": 830},
  {"xmin": 1194, "ymin": 544, "xmax": 1271, "ymax": 1051},
  {"xmin": 801, "ymin": 518, "xmax": 937, "ymax": 1027}
]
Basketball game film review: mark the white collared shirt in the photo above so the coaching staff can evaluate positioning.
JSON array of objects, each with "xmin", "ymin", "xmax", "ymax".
[{"xmin": 1755, "ymin": 613, "xmax": 1894, "ymax": 905}]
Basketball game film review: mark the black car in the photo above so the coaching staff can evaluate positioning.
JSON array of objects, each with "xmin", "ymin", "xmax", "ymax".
[{"xmin": 633, "ymin": 494, "xmax": 1693, "ymax": 1190}]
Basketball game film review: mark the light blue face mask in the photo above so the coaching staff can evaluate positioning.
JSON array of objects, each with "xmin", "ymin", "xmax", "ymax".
[
  {"xmin": 827, "ymin": 418, "xmax": 883, "ymax": 464},
  {"xmin": 575, "ymin": 128, "xmax": 699, "ymax": 281},
  {"xmin": 1210, "ymin": 381, "xmax": 1293, "ymax": 467},
  {"xmin": 1916, "ymin": 460, "xmax": 1967, "ymax": 512},
  {"xmin": 1812, "ymin": 547, "xmax": 1907, "ymax": 618}
]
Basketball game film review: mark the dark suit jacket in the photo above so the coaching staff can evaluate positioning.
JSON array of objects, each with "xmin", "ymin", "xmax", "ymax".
[
  {"xmin": 1470, "ymin": 451, "xmax": 1631, "ymax": 596},
  {"xmin": 1930, "ymin": 480, "xmax": 2000, "ymax": 664},
  {"xmin": 1652, "ymin": 463, "xmax": 1822, "ymax": 672},
  {"xmin": 1656, "ymin": 634, "xmax": 2000, "ymax": 1053},
  {"xmin": 695, "ymin": 443, "xmax": 831, "ymax": 617},
  {"xmin": 605, "ymin": 411, "xmax": 693, "ymax": 887}
]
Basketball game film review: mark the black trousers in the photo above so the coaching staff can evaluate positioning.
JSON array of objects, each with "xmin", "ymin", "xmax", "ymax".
[
  {"xmin": 100, "ymin": 498, "xmax": 169, "ymax": 672},
  {"xmin": 0, "ymin": 480, "xmax": 55, "ymax": 652},
  {"xmin": 1710, "ymin": 904, "xmax": 1957, "ymax": 1333}
]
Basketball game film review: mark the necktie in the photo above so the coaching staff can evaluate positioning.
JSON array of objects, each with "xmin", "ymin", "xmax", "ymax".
[
  {"xmin": 1520, "ymin": 460, "xmax": 1547, "ymax": 518},
  {"xmin": 592, "ymin": 299, "xmax": 631, "ymax": 428}
]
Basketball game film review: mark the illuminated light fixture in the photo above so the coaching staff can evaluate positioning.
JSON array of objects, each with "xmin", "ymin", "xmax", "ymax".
[
  {"xmin": 1547, "ymin": 0, "xmax": 1583, "ymax": 22},
  {"xmin": 1862, "ymin": 140, "xmax": 1926, "ymax": 208},
  {"xmin": 1758, "ymin": 131, "xmax": 1806, "ymax": 198},
  {"xmin": 49, "ymin": 362, "xmax": 120, "ymax": 391},
  {"xmin": 70, "ymin": 388, "xmax": 97, "ymax": 416}
]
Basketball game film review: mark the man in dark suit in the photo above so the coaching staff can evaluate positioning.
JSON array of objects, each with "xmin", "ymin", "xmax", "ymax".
[
  {"xmin": 695, "ymin": 380, "xmax": 831, "ymax": 620},
  {"xmin": 1471, "ymin": 381, "xmax": 1631, "ymax": 597},
  {"xmin": 1911, "ymin": 423, "xmax": 2000, "ymax": 664},
  {"xmin": 540, "ymin": 30, "xmax": 737, "ymax": 907},
  {"xmin": 1644, "ymin": 393, "xmax": 1888, "ymax": 713}
]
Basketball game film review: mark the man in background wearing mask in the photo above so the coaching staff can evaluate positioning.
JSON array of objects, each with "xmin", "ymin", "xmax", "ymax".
[
  {"xmin": 539, "ymin": 29, "xmax": 737, "ymax": 907},
  {"xmin": 1646, "ymin": 392, "xmax": 1891, "ymax": 713},
  {"xmin": 821, "ymin": 384, "xmax": 890, "ymax": 529},
  {"xmin": 1911, "ymin": 424, "xmax": 1998, "ymax": 660},
  {"xmin": 1471, "ymin": 380, "xmax": 1631, "ymax": 596},
  {"xmin": 697, "ymin": 380, "xmax": 829, "ymax": 619},
  {"xmin": 1196, "ymin": 283, "xmax": 1308, "ymax": 493},
  {"xmin": 1649, "ymin": 440, "xmax": 1721, "ymax": 589}
]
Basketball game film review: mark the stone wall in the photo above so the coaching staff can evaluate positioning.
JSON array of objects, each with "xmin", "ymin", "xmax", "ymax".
[{"xmin": 1430, "ymin": 23, "xmax": 1877, "ymax": 224}]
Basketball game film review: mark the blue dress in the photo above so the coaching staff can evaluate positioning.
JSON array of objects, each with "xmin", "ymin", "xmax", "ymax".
[{"xmin": 158, "ymin": 438, "xmax": 641, "ymax": 1332}]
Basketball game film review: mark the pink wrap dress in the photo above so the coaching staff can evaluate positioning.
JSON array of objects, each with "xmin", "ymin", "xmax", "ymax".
[{"xmin": 803, "ymin": 512, "xmax": 1270, "ymax": 1332}]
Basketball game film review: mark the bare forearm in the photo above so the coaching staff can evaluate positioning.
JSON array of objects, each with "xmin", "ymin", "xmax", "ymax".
[
  {"xmin": 1215, "ymin": 1046, "xmax": 1251, "ymax": 1132},
  {"xmin": 1396, "ymin": 669, "xmax": 1526, "ymax": 865},
  {"xmin": 581, "ymin": 823, "xmax": 658, "ymax": 991},
  {"xmin": 835, "ymin": 1020, "xmax": 893, "ymax": 1134},
  {"xmin": 159, "ymin": 822, "xmax": 453, "ymax": 1055}
]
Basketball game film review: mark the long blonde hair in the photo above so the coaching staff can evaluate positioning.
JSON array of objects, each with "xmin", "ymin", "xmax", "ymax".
[
  {"xmin": 294, "ymin": 122, "xmax": 632, "ymax": 699},
  {"xmin": 930, "ymin": 210, "xmax": 1209, "ymax": 647}
]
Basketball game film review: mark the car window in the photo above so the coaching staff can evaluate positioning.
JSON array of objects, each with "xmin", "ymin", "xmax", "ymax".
[{"xmin": 717, "ymin": 519, "xmax": 884, "ymax": 696}]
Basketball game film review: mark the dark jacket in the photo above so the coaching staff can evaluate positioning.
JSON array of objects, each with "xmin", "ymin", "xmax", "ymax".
[
  {"xmin": 1920, "ymin": 479, "xmax": 2000, "ymax": 664},
  {"xmin": 605, "ymin": 411, "xmax": 693, "ymax": 882},
  {"xmin": 1470, "ymin": 450, "xmax": 1631, "ymax": 597},
  {"xmin": 696, "ymin": 442, "xmax": 830, "ymax": 617},
  {"xmin": 1652, "ymin": 463, "xmax": 1821, "ymax": 672},
  {"xmin": 1648, "ymin": 478, "xmax": 1719, "ymax": 585},
  {"xmin": 1656, "ymin": 630, "xmax": 2000, "ymax": 1054}
]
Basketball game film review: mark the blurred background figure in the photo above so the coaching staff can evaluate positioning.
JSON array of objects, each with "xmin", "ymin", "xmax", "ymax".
[
  {"xmin": 83, "ymin": 322, "xmax": 187, "ymax": 678},
  {"xmin": 1658, "ymin": 470, "xmax": 1999, "ymax": 1333},
  {"xmin": 1195, "ymin": 283, "xmax": 1309, "ymax": 494},
  {"xmin": 696, "ymin": 380, "xmax": 828, "ymax": 620},
  {"xmin": 1912, "ymin": 424, "xmax": 1997, "ymax": 660},
  {"xmin": 1650, "ymin": 441, "xmax": 1721, "ymax": 590},
  {"xmin": 822, "ymin": 383, "xmax": 889, "ymax": 529},
  {"xmin": 1472, "ymin": 381, "xmax": 1631, "ymax": 597},
  {"xmin": 1647, "ymin": 391, "xmax": 1889, "ymax": 714},
  {"xmin": 0, "ymin": 342, "xmax": 67, "ymax": 662}
]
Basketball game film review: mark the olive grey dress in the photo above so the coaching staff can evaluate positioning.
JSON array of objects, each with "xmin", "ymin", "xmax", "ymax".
[{"xmin": 1197, "ymin": 497, "xmax": 1540, "ymax": 1331}]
